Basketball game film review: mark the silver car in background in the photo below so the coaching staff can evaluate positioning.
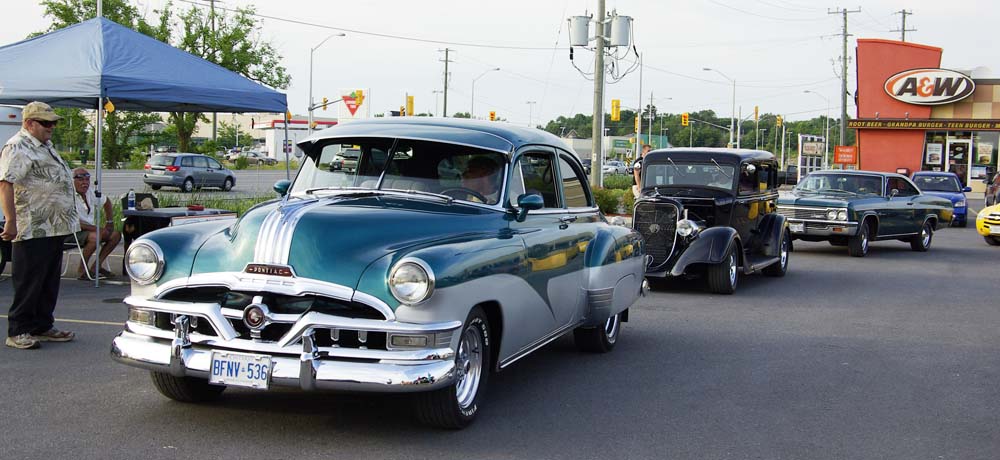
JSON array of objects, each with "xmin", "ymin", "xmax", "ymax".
[{"xmin": 143, "ymin": 153, "xmax": 236, "ymax": 192}]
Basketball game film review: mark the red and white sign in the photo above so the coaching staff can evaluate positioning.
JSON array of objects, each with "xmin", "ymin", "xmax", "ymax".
[
  {"xmin": 884, "ymin": 68, "xmax": 975, "ymax": 106},
  {"xmin": 834, "ymin": 146, "xmax": 857, "ymax": 164}
]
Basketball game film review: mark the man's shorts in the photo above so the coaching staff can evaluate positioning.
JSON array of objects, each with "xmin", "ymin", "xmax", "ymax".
[{"xmin": 66, "ymin": 230, "xmax": 89, "ymax": 245}]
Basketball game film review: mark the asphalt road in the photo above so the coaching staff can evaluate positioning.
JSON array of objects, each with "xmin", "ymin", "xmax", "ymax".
[{"xmin": 0, "ymin": 221, "xmax": 997, "ymax": 459}]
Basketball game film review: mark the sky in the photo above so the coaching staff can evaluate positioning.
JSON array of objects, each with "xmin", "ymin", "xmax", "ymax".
[{"xmin": 2, "ymin": 0, "xmax": 998, "ymax": 130}]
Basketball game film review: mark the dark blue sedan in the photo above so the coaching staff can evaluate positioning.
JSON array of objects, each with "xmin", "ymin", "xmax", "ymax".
[{"xmin": 912, "ymin": 172, "xmax": 971, "ymax": 227}]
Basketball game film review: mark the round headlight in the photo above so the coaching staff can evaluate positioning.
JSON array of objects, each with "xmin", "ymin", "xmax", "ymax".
[
  {"xmin": 125, "ymin": 242, "xmax": 164, "ymax": 285},
  {"xmin": 837, "ymin": 210, "xmax": 848, "ymax": 221},
  {"xmin": 827, "ymin": 209, "xmax": 838, "ymax": 220},
  {"xmin": 676, "ymin": 219, "xmax": 698, "ymax": 237},
  {"xmin": 389, "ymin": 259, "xmax": 435, "ymax": 305}
]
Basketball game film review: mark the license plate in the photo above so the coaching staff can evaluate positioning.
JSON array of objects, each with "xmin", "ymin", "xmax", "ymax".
[
  {"xmin": 789, "ymin": 222, "xmax": 804, "ymax": 233},
  {"xmin": 991, "ymin": 227, "xmax": 1000, "ymax": 235},
  {"xmin": 209, "ymin": 351, "xmax": 272, "ymax": 389},
  {"xmin": 154, "ymin": 170, "xmax": 164, "ymax": 175}
]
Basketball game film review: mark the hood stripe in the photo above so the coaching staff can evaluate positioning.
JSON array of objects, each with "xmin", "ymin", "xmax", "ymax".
[{"xmin": 254, "ymin": 198, "xmax": 324, "ymax": 264}]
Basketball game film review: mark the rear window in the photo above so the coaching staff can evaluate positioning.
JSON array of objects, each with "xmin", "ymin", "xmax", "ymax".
[{"xmin": 150, "ymin": 155, "xmax": 175, "ymax": 166}]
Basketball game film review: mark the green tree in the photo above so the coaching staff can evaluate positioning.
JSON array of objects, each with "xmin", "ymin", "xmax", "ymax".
[{"xmin": 452, "ymin": 112, "xmax": 471, "ymax": 119}]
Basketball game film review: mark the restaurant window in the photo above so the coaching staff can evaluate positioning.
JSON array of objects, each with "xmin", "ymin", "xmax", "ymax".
[{"xmin": 972, "ymin": 131, "xmax": 999, "ymax": 181}]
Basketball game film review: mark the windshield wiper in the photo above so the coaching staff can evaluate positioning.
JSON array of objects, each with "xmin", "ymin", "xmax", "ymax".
[
  {"xmin": 666, "ymin": 157, "xmax": 684, "ymax": 176},
  {"xmin": 303, "ymin": 186, "xmax": 379, "ymax": 195},
  {"xmin": 387, "ymin": 188, "xmax": 455, "ymax": 204},
  {"xmin": 710, "ymin": 159, "xmax": 732, "ymax": 178}
]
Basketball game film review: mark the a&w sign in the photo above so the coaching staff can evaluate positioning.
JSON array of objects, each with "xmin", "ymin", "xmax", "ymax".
[{"xmin": 884, "ymin": 68, "xmax": 975, "ymax": 106}]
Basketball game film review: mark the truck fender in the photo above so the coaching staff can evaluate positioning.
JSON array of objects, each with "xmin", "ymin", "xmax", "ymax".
[{"xmin": 668, "ymin": 226, "xmax": 739, "ymax": 277}]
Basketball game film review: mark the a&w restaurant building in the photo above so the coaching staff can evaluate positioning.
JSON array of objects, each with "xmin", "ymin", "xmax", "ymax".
[{"xmin": 852, "ymin": 38, "xmax": 998, "ymax": 194}]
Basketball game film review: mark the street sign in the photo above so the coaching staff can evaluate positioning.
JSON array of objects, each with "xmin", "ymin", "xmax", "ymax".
[
  {"xmin": 613, "ymin": 139, "xmax": 630, "ymax": 149},
  {"xmin": 834, "ymin": 146, "xmax": 857, "ymax": 164}
]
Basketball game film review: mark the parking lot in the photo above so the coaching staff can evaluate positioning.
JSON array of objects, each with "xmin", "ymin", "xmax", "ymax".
[{"xmin": 1, "ymin": 210, "xmax": 997, "ymax": 459}]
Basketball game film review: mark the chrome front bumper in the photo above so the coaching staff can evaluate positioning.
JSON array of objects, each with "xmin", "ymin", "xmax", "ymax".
[
  {"xmin": 112, "ymin": 295, "xmax": 463, "ymax": 393},
  {"xmin": 787, "ymin": 219, "xmax": 859, "ymax": 237}
]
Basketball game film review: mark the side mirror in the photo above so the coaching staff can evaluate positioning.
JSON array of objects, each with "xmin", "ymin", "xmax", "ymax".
[
  {"xmin": 515, "ymin": 193, "xmax": 544, "ymax": 222},
  {"xmin": 962, "ymin": 186, "xmax": 972, "ymax": 192},
  {"xmin": 889, "ymin": 188, "xmax": 899, "ymax": 199},
  {"xmin": 273, "ymin": 180, "xmax": 291, "ymax": 197}
]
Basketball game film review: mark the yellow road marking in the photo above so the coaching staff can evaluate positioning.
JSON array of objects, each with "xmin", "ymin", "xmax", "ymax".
[{"xmin": 0, "ymin": 315, "xmax": 123, "ymax": 327}]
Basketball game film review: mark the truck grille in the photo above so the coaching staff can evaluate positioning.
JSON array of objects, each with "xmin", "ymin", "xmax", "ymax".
[{"xmin": 633, "ymin": 201, "xmax": 678, "ymax": 267}]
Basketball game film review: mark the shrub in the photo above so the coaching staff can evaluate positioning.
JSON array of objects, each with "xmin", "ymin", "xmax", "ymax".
[
  {"xmin": 621, "ymin": 189, "xmax": 635, "ymax": 214},
  {"xmin": 234, "ymin": 156, "xmax": 249, "ymax": 170},
  {"xmin": 603, "ymin": 174, "xmax": 633, "ymax": 190},
  {"xmin": 592, "ymin": 187, "xmax": 619, "ymax": 215}
]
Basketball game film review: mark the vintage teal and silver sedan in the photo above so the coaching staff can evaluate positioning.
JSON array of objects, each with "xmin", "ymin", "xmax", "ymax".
[
  {"xmin": 777, "ymin": 170, "xmax": 953, "ymax": 257},
  {"xmin": 112, "ymin": 118, "xmax": 645, "ymax": 428}
]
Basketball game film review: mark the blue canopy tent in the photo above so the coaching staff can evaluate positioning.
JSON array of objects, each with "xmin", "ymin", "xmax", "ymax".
[{"xmin": 0, "ymin": 17, "xmax": 288, "ymax": 286}]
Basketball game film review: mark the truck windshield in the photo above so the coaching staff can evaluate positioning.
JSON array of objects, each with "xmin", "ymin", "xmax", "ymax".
[{"xmin": 642, "ymin": 161, "xmax": 736, "ymax": 191}]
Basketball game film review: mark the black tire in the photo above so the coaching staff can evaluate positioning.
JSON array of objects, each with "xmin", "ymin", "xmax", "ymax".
[
  {"xmin": 150, "ymin": 185, "xmax": 161, "ymax": 190},
  {"xmin": 706, "ymin": 244, "xmax": 739, "ymax": 294},
  {"xmin": 415, "ymin": 307, "xmax": 490, "ymax": 429},
  {"xmin": 910, "ymin": 221, "xmax": 933, "ymax": 252},
  {"xmin": 848, "ymin": 220, "xmax": 871, "ymax": 257},
  {"xmin": 574, "ymin": 312, "xmax": 622, "ymax": 353},
  {"xmin": 150, "ymin": 371, "xmax": 225, "ymax": 403},
  {"xmin": 985, "ymin": 236, "xmax": 1000, "ymax": 246},
  {"xmin": 181, "ymin": 177, "xmax": 194, "ymax": 193},
  {"xmin": 763, "ymin": 232, "xmax": 791, "ymax": 277},
  {"xmin": 222, "ymin": 177, "xmax": 234, "ymax": 191}
]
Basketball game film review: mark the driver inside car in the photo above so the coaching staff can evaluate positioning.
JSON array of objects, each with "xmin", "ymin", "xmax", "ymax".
[{"xmin": 459, "ymin": 156, "xmax": 502, "ymax": 204}]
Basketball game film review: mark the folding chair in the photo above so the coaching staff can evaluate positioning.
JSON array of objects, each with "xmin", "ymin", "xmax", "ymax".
[{"xmin": 61, "ymin": 231, "xmax": 98, "ymax": 280}]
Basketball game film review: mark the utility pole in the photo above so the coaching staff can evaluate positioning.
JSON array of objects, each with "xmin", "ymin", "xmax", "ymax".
[
  {"xmin": 439, "ymin": 48, "xmax": 453, "ymax": 117},
  {"xmin": 210, "ymin": 0, "xmax": 218, "ymax": 143},
  {"xmin": 590, "ymin": 0, "xmax": 606, "ymax": 188},
  {"xmin": 891, "ymin": 10, "xmax": 916, "ymax": 42},
  {"xmin": 830, "ymin": 7, "xmax": 860, "ymax": 148},
  {"xmin": 636, "ymin": 53, "xmax": 643, "ymax": 158},
  {"xmin": 648, "ymin": 90, "xmax": 654, "ymax": 147}
]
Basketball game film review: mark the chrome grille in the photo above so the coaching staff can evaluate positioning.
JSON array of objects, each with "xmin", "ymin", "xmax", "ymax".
[
  {"xmin": 777, "ymin": 206, "xmax": 828, "ymax": 220},
  {"xmin": 634, "ymin": 201, "xmax": 678, "ymax": 267}
]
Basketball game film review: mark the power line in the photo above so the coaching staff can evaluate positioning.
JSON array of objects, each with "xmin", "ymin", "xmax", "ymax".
[
  {"xmin": 175, "ymin": 0, "xmax": 559, "ymax": 50},
  {"xmin": 707, "ymin": 0, "xmax": 827, "ymax": 21}
]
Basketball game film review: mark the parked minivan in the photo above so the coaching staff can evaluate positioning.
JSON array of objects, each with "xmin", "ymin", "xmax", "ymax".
[{"xmin": 143, "ymin": 153, "xmax": 236, "ymax": 192}]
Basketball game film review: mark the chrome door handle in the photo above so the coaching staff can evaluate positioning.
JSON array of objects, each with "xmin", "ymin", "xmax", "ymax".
[{"xmin": 559, "ymin": 216, "xmax": 578, "ymax": 224}]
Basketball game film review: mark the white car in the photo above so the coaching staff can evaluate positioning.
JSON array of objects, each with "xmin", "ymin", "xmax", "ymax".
[{"xmin": 602, "ymin": 160, "xmax": 627, "ymax": 175}]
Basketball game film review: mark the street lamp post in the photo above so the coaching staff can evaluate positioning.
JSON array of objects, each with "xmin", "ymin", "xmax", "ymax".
[
  {"xmin": 704, "ymin": 67, "xmax": 736, "ymax": 148},
  {"xmin": 526, "ymin": 101, "xmax": 537, "ymax": 127},
  {"xmin": 309, "ymin": 32, "xmax": 346, "ymax": 136},
  {"xmin": 804, "ymin": 90, "xmax": 831, "ymax": 169},
  {"xmin": 471, "ymin": 67, "xmax": 500, "ymax": 119},
  {"xmin": 432, "ymin": 90, "xmax": 443, "ymax": 117}
]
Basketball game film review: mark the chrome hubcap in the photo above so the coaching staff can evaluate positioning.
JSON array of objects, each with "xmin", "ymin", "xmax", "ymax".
[
  {"xmin": 921, "ymin": 225, "xmax": 931, "ymax": 246},
  {"xmin": 454, "ymin": 323, "xmax": 483, "ymax": 410},
  {"xmin": 861, "ymin": 228, "xmax": 869, "ymax": 252},
  {"xmin": 728, "ymin": 254, "xmax": 737, "ymax": 285},
  {"xmin": 780, "ymin": 237, "xmax": 788, "ymax": 268},
  {"xmin": 604, "ymin": 313, "xmax": 620, "ymax": 344}
]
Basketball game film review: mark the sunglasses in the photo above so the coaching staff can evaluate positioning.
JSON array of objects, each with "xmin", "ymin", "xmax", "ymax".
[
  {"xmin": 73, "ymin": 174, "xmax": 91, "ymax": 180},
  {"xmin": 32, "ymin": 119, "xmax": 58, "ymax": 128}
]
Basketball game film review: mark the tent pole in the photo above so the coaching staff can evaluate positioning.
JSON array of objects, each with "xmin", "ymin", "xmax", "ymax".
[
  {"xmin": 283, "ymin": 115, "xmax": 290, "ymax": 180},
  {"xmin": 93, "ymin": 98, "xmax": 103, "ymax": 287}
]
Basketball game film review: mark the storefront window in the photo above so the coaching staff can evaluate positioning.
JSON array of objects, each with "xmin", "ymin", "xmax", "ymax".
[
  {"xmin": 922, "ymin": 131, "xmax": 947, "ymax": 171},
  {"xmin": 973, "ymin": 131, "xmax": 998, "ymax": 181}
]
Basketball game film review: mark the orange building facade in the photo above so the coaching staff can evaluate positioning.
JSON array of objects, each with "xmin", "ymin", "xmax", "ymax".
[{"xmin": 853, "ymin": 39, "xmax": 998, "ymax": 194}]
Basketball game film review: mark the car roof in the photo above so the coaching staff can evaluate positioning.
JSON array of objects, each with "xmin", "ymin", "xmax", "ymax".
[
  {"xmin": 300, "ymin": 117, "xmax": 569, "ymax": 155},
  {"xmin": 912, "ymin": 171, "xmax": 958, "ymax": 177},
  {"xmin": 645, "ymin": 147, "xmax": 775, "ymax": 163},
  {"xmin": 805, "ymin": 169, "xmax": 909, "ymax": 180}
]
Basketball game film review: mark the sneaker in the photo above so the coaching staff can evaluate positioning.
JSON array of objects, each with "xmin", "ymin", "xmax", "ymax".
[
  {"xmin": 5, "ymin": 333, "xmax": 40, "ymax": 349},
  {"xmin": 98, "ymin": 268, "xmax": 115, "ymax": 278},
  {"xmin": 77, "ymin": 272, "xmax": 107, "ymax": 281},
  {"xmin": 34, "ymin": 328, "xmax": 74, "ymax": 342}
]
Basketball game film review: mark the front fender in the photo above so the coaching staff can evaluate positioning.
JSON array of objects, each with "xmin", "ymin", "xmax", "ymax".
[
  {"xmin": 668, "ymin": 226, "xmax": 738, "ymax": 276},
  {"xmin": 133, "ymin": 220, "xmax": 235, "ymax": 289}
]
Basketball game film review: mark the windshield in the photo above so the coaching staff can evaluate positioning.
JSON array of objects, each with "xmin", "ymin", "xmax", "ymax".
[
  {"xmin": 795, "ymin": 173, "xmax": 883, "ymax": 196},
  {"xmin": 291, "ymin": 137, "xmax": 507, "ymax": 205},
  {"xmin": 913, "ymin": 175, "xmax": 961, "ymax": 192},
  {"xmin": 642, "ymin": 161, "xmax": 736, "ymax": 191}
]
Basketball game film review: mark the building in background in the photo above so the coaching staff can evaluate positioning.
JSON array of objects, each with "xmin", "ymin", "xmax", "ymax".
[{"xmin": 853, "ymin": 39, "xmax": 998, "ymax": 194}]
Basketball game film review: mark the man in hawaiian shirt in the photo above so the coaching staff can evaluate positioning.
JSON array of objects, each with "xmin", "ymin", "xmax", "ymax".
[{"xmin": 0, "ymin": 102, "xmax": 80, "ymax": 349}]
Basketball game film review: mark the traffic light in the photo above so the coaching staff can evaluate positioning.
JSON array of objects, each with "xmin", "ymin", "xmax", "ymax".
[
  {"xmin": 634, "ymin": 116, "xmax": 640, "ymax": 132},
  {"xmin": 776, "ymin": 115, "xmax": 783, "ymax": 127},
  {"xmin": 322, "ymin": 97, "xmax": 328, "ymax": 111},
  {"xmin": 356, "ymin": 89, "xmax": 365, "ymax": 106},
  {"xmin": 406, "ymin": 95, "xmax": 414, "ymax": 117},
  {"xmin": 681, "ymin": 112, "xmax": 689, "ymax": 127},
  {"xmin": 400, "ymin": 105, "xmax": 406, "ymax": 116},
  {"xmin": 489, "ymin": 111, "xmax": 496, "ymax": 121},
  {"xmin": 610, "ymin": 99, "xmax": 621, "ymax": 122},
  {"xmin": 754, "ymin": 105, "xmax": 759, "ymax": 121}
]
